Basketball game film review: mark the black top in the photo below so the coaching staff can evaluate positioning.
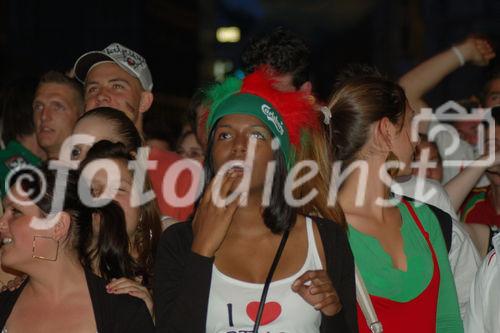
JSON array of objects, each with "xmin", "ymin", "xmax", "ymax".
[
  {"xmin": 154, "ymin": 217, "xmax": 358, "ymax": 333},
  {"xmin": 402, "ymin": 196, "xmax": 453, "ymax": 252},
  {"xmin": 0, "ymin": 268, "xmax": 154, "ymax": 333}
]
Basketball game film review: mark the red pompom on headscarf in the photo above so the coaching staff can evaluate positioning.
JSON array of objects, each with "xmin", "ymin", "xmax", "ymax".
[{"xmin": 240, "ymin": 66, "xmax": 320, "ymax": 147}]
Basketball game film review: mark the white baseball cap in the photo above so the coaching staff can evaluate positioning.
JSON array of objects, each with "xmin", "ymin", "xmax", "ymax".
[{"xmin": 73, "ymin": 42, "xmax": 153, "ymax": 91}]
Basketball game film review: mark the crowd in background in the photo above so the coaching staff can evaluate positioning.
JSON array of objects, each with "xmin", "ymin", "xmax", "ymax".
[{"xmin": 0, "ymin": 27, "xmax": 499, "ymax": 332}]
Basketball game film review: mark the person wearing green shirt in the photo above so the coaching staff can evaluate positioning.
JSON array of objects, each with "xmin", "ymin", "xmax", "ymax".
[
  {"xmin": 324, "ymin": 66, "xmax": 463, "ymax": 332},
  {"xmin": 0, "ymin": 141, "xmax": 43, "ymax": 197},
  {"xmin": 0, "ymin": 78, "xmax": 46, "ymax": 198}
]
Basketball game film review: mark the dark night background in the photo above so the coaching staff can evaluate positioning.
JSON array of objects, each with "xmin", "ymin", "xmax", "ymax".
[{"xmin": 1, "ymin": 0, "xmax": 499, "ymax": 128}]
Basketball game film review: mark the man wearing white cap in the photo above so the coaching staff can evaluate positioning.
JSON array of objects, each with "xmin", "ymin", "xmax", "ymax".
[
  {"xmin": 73, "ymin": 42, "xmax": 154, "ymax": 132},
  {"xmin": 73, "ymin": 43, "xmax": 197, "ymax": 222}
]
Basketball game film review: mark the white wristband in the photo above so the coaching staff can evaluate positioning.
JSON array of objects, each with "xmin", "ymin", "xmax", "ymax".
[{"xmin": 452, "ymin": 46, "xmax": 465, "ymax": 66}]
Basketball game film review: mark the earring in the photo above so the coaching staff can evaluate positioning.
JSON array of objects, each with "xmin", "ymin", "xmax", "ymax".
[
  {"xmin": 385, "ymin": 151, "xmax": 401, "ymax": 179},
  {"xmin": 384, "ymin": 151, "xmax": 401, "ymax": 199},
  {"xmin": 137, "ymin": 214, "xmax": 144, "ymax": 231},
  {"xmin": 32, "ymin": 236, "xmax": 59, "ymax": 261}
]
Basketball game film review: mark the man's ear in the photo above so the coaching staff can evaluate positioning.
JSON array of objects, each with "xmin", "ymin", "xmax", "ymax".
[
  {"xmin": 138, "ymin": 91, "xmax": 154, "ymax": 114},
  {"xmin": 53, "ymin": 212, "xmax": 71, "ymax": 242},
  {"xmin": 299, "ymin": 81, "xmax": 312, "ymax": 94}
]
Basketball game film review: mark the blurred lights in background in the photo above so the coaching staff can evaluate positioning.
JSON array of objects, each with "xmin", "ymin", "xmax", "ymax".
[
  {"xmin": 216, "ymin": 26, "xmax": 241, "ymax": 43},
  {"xmin": 213, "ymin": 59, "xmax": 234, "ymax": 81}
]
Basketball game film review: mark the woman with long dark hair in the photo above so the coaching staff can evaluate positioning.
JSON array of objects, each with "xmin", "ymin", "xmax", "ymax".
[
  {"xmin": 154, "ymin": 68, "xmax": 357, "ymax": 332},
  {"xmin": 70, "ymin": 108, "xmax": 162, "ymax": 316},
  {"xmin": 78, "ymin": 140, "xmax": 162, "ymax": 316},
  {"xmin": 0, "ymin": 168, "xmax": 154, "ymax": 332}
]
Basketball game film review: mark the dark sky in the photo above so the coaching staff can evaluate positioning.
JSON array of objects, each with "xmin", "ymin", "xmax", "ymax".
[{"xmin": 1, "ymin": 0, "xmax": 499, "ymax": 107}]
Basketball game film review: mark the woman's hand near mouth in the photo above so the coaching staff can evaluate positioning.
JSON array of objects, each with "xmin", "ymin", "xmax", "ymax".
[{"xmin": 191, "ymin": 170, "xmax": 244, "ymax": 258}]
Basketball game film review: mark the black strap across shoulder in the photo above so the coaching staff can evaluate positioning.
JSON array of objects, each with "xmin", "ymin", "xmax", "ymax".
[
  {"xmin": 403, "ymin": 196, "xmax": 452, "ymax": 253},
  {"xmin": 252, "ymin": 229, "xmax": 290, "ymax": 333}
]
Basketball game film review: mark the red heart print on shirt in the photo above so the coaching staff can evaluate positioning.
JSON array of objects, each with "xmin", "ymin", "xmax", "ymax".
[{"xmin": 246, "ymin": 301, "xmax": 282, "ymax": 325}]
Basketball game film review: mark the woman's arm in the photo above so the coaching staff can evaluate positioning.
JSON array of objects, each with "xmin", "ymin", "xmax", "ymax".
[
  {"xmin": 119, "ymin": 297, "xmax": 155, "ymax": 333},
  {"xmin": 154, "ymin": 173, "xmax": 242, "ymax": 331},
  {"xmin": 465, "ymin": 223, "xmax": 491, "ymax": 258},
  {"xmin": 316, "ymin": 219, "xmax": 358, "ymax": 333},
  {"xmin": 444, "ymin": 147, "xmax": 500, "ymax": 211},
  {"xmin": 106, "ymin": 277, "xmax": 154, "ymax": 318},
  {"xmin": 153, "ymin": 223, "xmax": 214, "ymax": 332},
  {"xmin": 444, "ymin": 157, "xmax": 489, "ymax": 212},
  {"xmin": 398, "ymin": 37, "xmax": 495, "ymax": 133},
  {"xmin": 463, "ymin": 251, "xmax": 490, "ymax": 333},
  {"xmin": 334, "ymin": 223, "xmax": 357, "ymax": 333}
]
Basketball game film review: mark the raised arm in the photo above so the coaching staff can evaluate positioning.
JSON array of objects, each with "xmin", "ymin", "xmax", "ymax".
[
  {"xmin": 399, "ymin": 37, "xmax": 495, "ymax": 133},
  {"xmin": 444, "ymin": 146, "xmax": 500, "ymax": 211}
]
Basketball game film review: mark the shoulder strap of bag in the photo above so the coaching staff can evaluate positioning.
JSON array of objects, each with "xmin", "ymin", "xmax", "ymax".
[{"xmin": 355, "ymin": 264, "xmax": 383, "ymax": 333}]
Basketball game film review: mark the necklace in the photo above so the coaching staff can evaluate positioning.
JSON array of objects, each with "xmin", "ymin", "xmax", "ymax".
[
  {"xmin": 0, "ymin": 278, "xmax": 8, "ymax": 292},
  {"xmin": 0, "ymin": 274, "xmax": 27, "ymax": 292}
]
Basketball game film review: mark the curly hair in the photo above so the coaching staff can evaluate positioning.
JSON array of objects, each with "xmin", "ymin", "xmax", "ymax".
[{"xmin": 242, "ymin": 27, "xmax": 311, "ymax": 89}]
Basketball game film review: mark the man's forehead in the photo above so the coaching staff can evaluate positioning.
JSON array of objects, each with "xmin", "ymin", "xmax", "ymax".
[
  {"xmin": 85, "ymin": 62, "xmax": 141, "ymax": 87},
  {"xmin": 35, "ymin": 83, "xmax": 73, "ymax": 100}
]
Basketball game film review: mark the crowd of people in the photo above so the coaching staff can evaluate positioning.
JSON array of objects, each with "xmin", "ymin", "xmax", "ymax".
[{"xmin": 0, "ymin": 27, "xmax": 499, "ymax": 332}]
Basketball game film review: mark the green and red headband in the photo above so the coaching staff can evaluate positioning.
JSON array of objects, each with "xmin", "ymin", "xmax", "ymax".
[{"xmin": 206, "ymin": 67, "xmax": 319, "ymax": 169}]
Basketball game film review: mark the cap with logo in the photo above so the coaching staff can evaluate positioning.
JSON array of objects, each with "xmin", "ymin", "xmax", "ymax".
[
  {"xmin": 205, "ymin": 66, "xmax": 319, "ymax": 169},
  {"xmin": 73, "ymin": 42, "xmax": 153, "ymax": 91}
]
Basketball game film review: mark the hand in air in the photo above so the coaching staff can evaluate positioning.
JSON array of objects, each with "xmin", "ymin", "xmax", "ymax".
[{"xmin": 458, "ymin": 36, "xmax": 496, "ymax": 66}]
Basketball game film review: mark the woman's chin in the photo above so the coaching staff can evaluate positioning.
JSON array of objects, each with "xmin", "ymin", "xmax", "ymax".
[
  {"xmin": 397, "ymin": 168, "xmax": 413, "ymax": 178},
  {"xmin": 0, "ymin": 253, "xmax": 17, "ymax": 270}
]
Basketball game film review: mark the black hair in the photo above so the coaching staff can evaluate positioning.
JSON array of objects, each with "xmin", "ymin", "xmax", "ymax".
[
  {"xmin": 334, "ymin": 63, "xmax": 384, "ymax": 89},
  {"xmin": 84, "ymin": 196, "xmax": 140, "ymax": 282},
  {"xmin": 8, "ymin": 166, "xmax": 139, "ymax": 281},
  {"xmin": 242, "ymin": 27, "xmax": 311, "ymax": 89},
  {"xmin": 143, "ymin": 100, "xmax": 182, "ymax": 150},
  {"xmin": 491, "ymin": 105, "xmax": 500, "ymax": 124},
  {"xmin": 1, "ymin": 77, "xmax": 37, "ymax": 144},
  {"xmin": 203, "ymin": 120, "xmax": 296, "ymax": 234},
  {"xmin": 482, "ymin": 66, "xmax": 500, "ymax": 104},
  {"xmin": 187, "ymin": 88, "xmax": 209, "ymax": 135},
  {"xmin": 80, "ymin": 140, "xmax": 162, "ymax": 287},
  {"xmin": 79, "ymin": 107, "xmax": 143, "ymax": 152}
]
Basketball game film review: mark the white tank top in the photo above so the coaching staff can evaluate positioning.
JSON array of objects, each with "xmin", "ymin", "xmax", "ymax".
[{"xmin": 206, "ymin": 217, "xmax": 323, "ymax": 333}]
